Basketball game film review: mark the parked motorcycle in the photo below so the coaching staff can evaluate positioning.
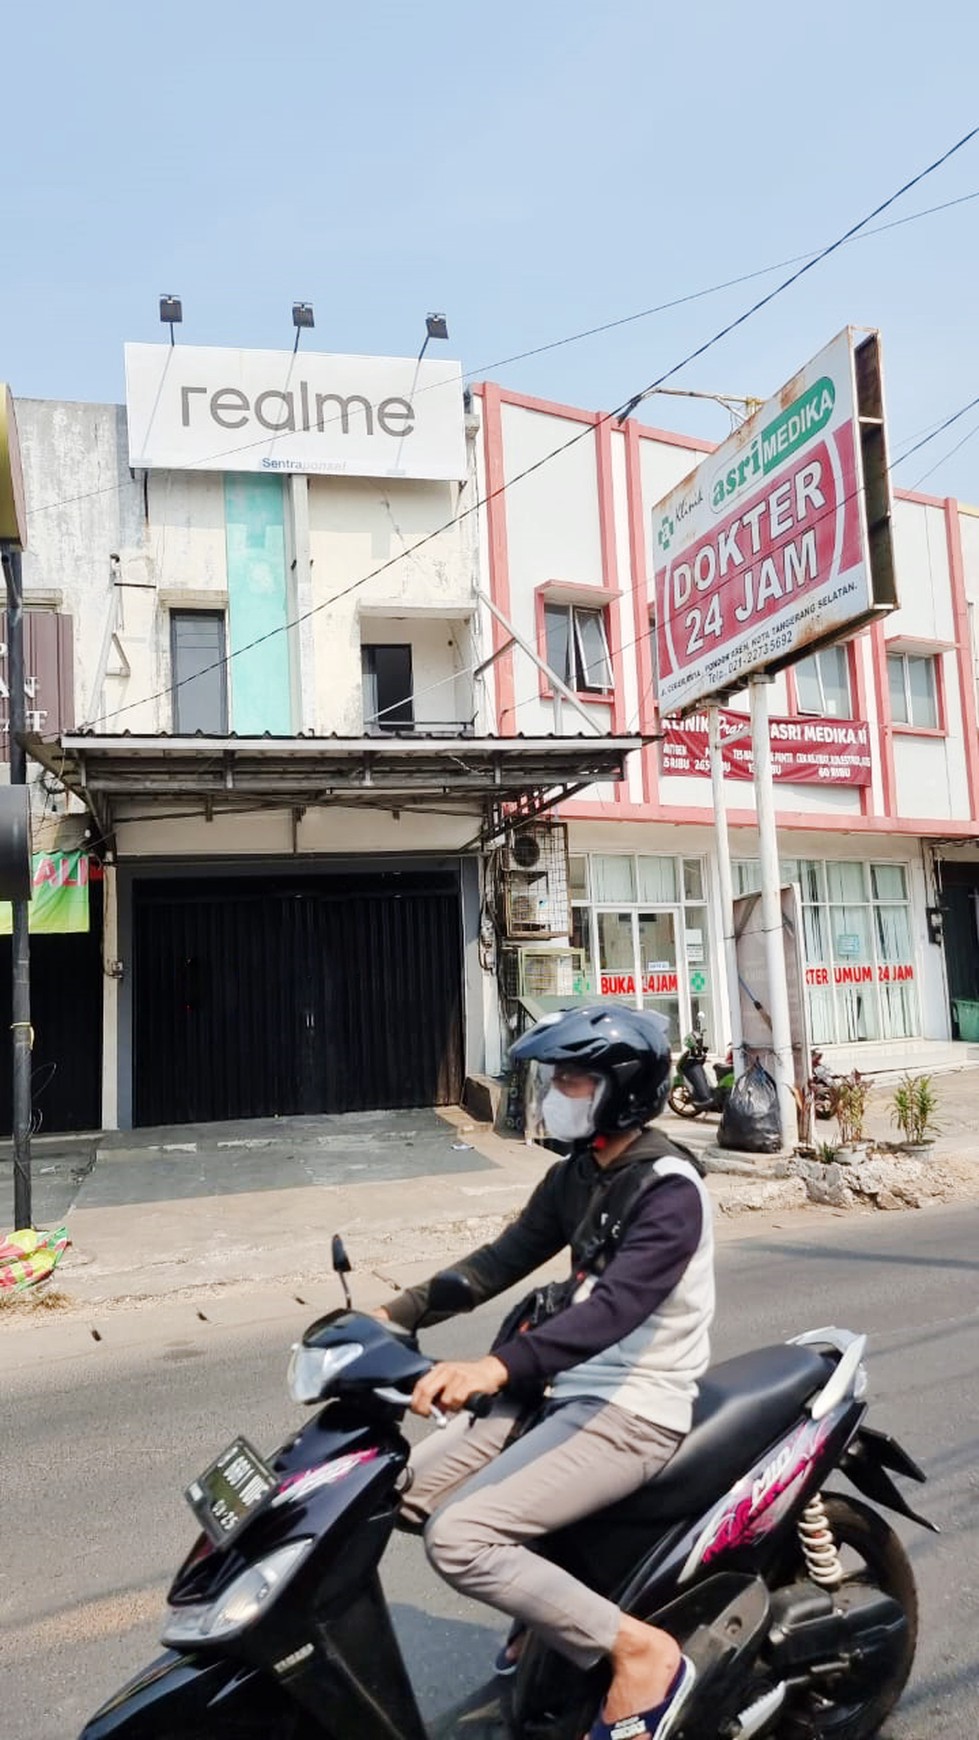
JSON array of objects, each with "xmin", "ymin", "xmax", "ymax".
[
  {"xmin": 669, "ymin": 1016, "xmax": 734, "ymax": 1118},
  {"xmin": 79, "ymin": 1238, "xmax": 934, "ymax": 1740},
  {"xmin": 810, "ymin": 1050, "xmax": 840, "ymax": 1121}
]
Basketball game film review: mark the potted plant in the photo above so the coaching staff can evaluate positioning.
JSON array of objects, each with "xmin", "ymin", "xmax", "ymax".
[
  {"xmin": 890, "ymin": 1073, "xmax": 940, "ymax": 1154},
  {"xmin": 832, "ymin": 1071, "xmax": 870, "ymax": 1161}
]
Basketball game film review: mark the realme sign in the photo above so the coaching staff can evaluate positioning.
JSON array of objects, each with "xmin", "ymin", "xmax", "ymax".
[{"xmin": 125, "ymin": 343, "xmax": 466, "ymax": 482}]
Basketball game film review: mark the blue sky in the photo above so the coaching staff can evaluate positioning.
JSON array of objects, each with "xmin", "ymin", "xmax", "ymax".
[{"xmin": 4, "ymin": 0, "xmax": 979, "ymax": 498}]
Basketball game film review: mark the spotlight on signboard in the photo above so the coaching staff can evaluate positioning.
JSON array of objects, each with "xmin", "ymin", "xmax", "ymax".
[
  {"xmin": 159, "ymin": 296, "xmax": 182, "ymax": 345},
  {"xmin": 419, "ymin": 312, "xmax": 449, "ymax": 362},
  {"xmin": 292, "ymin": 303, "xmax": 315, "ymax": 354}
]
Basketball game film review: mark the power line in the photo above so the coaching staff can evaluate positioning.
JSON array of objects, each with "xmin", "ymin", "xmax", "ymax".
[
  {"xmin": 22, "ymin": 185, "xmax": 979, "ymax": 525},
  {"xmin": 910, "ymin": 418, "xmax": 979, "ymax": 490},
  {"xmin": 34, "ymin": 125, "xmax": 979, "ymax": 738}
]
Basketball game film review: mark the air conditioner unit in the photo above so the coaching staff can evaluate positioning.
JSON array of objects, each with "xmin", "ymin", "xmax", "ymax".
[
  {"xmin": 501, "ymin": 822, "xmax": 570, "ymax": 940},
  {"xmin": 504, "ymin": 946, "xmax": 580, "ymax": 1002}
]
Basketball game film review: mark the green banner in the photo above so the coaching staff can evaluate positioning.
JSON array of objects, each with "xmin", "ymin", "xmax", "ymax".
[{"xmin": 0, "ymin": 850, "xmax": 91, "ymax": 935}]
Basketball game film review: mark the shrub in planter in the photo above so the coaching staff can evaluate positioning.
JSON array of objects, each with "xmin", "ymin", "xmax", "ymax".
[
  {"xmin": 832, "ymin": 1071, "xmax": 870, "ymax": 1149},
  {"xmin": 890, "ymin": 1073, "xmax": 940, "ymax": 1150}
]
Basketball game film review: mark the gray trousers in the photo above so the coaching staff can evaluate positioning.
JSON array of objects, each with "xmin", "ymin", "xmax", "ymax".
[{"xmin": 401, "ymin": 1396, "xmax": 681, "ymax": 1669}]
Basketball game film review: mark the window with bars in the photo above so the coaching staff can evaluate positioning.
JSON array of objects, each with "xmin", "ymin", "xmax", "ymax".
[{"xmin": 544, "ymin": 604, "xmax": 612, "ymax": 694}]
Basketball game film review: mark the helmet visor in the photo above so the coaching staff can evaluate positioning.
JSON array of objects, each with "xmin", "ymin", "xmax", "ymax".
[{"xmin": 525, "ymin": 1061, "xmax": 607, "ymax": 1144}]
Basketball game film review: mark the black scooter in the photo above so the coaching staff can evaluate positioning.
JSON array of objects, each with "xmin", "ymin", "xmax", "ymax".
[{"xmin": 80, "ymin": 1238, "xmax": 935, "ymax": 1740}]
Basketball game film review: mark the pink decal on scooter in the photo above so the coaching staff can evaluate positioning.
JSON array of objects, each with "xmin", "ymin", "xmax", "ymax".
[
  {"xmin": 693, "ymin": 1417, "xmax": 834, "ymax": 1569},
  {"xmin": 271, "ymin": 1449, "xmax": 379, "ymax": 1507}
]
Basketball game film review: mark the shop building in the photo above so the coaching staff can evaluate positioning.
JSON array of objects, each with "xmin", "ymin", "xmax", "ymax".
[
  {"xmin": 13, "ymin": 349, "xmax": 635, "ymax": 1131},
  {"xmin": 471, "ymin": 381, "xmax": 979, "ymax": 1068},
  {"xmin": 11, "ymin": 349, "xmax": 979, "ymax": 1134}
]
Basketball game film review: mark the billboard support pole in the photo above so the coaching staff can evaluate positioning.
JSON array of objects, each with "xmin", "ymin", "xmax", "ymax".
[
  {"xmin": 749, "ymin": 673, "xmax": 798, "ymax": 1150},
  {"xmin": 708, "ymin": 705, "xmax": 743, "ymax": 1073},
  {"xmin": 1, "ymin": 542, "xmax": 33, "ymax": 1228}
]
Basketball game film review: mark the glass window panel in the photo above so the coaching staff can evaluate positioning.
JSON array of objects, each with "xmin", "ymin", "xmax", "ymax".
[
  {"xmin": 544, "ymin": 605, "xmax": 572, "ymax": 687},
  {"xmin": 829, "ymin": 905, "xmax": 874, "ymax": 959},
  {"xmin": 807, "ymin": 987, "xmax": 837, "ymax": 1045},
  {"xmin": 837, "ymin": 980, "xmax": 880, "ymax": 1042},
  {"xmin": 908, "ymin": 656, "xmax": 938, "ymax": 728},
  {"xmin": 826, "ymin": 861, "xmax": 867, "ymax": 903},
  {"xmin": 568, "ymin": 855, "xmax": 589, "ymax": 899},
  {"xmin": 875, "ymin": 903, "xmax": 912, "ymax": 962},
  {"xmin": 879, "ymin": 979, "xmax": 917, "ymax": 1039},
  {"xmin": 798, "ymin": 860, "xmax": 825, "ymax": 903},
  {"xmin": 802, "ymin": 904, "xmax": 829, "ymax": 962},
  {"xmin": 642, "ymin": 997, "xmax": 681, "ymax": 1046},
  {"xmin": 820, "ymin": 646, "xmax": 851, "ymax": 717},
  {"xmin": 570, "ymin": 907, "xmax": 593, "ymax": 989},
  {"xmin": 638, "ymin": 912, "xmax": 677, "ymax": 971},
  {"xmin": 574, "ymin": 609, "xmax": 612, "ymax": 691},
  {"xmin": 871, "ymin": 863, "xmax": 908, "ymax": 902},
  {"xmin": 172, "ymin": 611, "xmax": 228, "ymax": 734},
  {"xmin": 592, "ymin": 855, "xmax": 636, "ymax": 903},
  {"xmin": 887, "ymin": 655, "xmax": 909, "ymax": 724},
  {"xmin": 779, "ymin": 859, "xmax": 800, "ymax": 888},
  {"xmin": 794, "ymin": 654, "xmax": 823, "ymax": 714},
  {"xmin": 637, "ymin": 856, "xmax": 678, "ymax": 903},
  {"xmin": 733, "ymin": 860, "xmax": 761, "ymax": 896},
  {"xmin": 596, "ymin": 910, "xmax": 635, "ymax": 974},
  {"xmin": 683, "ymin": 859, "xmax": 704, "ymax": 901}
]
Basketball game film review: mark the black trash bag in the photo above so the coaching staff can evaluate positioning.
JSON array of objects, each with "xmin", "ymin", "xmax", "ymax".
[{"xmin": 718, "ymin": 1060, "xmax": 782, "ymax": 1154}]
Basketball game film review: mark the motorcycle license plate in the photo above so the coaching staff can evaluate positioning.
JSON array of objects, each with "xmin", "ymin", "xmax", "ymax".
[{"xmin": 185, "ymin": 1437, "xmax": 278, "ymax": 1547}]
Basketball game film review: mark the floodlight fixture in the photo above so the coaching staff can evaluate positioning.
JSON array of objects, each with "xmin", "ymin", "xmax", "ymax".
[
  {"xmin": 159, "ymin": 295, "xmax": 182, "ymax": 345},
  {"xmin": 292, "ymin": 303, "xmax": 315, "ymax": 352},
  {"xmin": 418, "ymin": 312, "xmax": 449, "ymax": 362}
]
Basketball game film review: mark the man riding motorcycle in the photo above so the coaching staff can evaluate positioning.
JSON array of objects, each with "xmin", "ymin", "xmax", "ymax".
[{"xmin": 375, "ymin": 1004, "xmax": 715, "ymax": 1740}]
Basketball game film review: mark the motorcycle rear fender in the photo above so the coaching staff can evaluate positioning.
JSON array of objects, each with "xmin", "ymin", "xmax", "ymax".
[
  {"xmin": 841, "ymin": 1425, "xmax": 939, "ymax": 1533},
  {"xmin": 79, "ymin": 1650, "xmax": 301, "ymax": 1739}
]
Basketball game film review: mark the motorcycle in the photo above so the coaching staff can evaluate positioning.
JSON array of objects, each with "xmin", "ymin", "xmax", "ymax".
[
  {"xmin": 810, "ymin": 1051, "xmax": 840, "ymax": 1122},
  {"xmin": 79, "ymin": 1237, "xmax": 934, "ymax": 1740},
  {"xmin": 669, "ymin": 1017, "xmax": 734, "ymax": 1118}
]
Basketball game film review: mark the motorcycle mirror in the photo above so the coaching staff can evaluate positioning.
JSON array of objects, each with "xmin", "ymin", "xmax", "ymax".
[
  {"xmin": 697, "ymin": 1010, "xmax": 707, "ymax": 1034},
  {"xmin": 331, "ymin": 1234, "xmax": 353, "ymax": 1310},
  {"xmin": 427, "ymin": 1270, "xmax": 476, "ymax": 1315}
]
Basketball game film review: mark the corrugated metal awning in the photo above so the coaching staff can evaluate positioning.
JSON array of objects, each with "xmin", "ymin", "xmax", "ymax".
[{"xmin": 23, "ymin": 730, "xmax": 643, "ymax": 843}]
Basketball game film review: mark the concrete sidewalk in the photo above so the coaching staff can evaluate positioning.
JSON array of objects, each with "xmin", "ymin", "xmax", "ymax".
[{"xmin": 2, "ymin": 1067, "xmax": 978, "ymax": 1324}]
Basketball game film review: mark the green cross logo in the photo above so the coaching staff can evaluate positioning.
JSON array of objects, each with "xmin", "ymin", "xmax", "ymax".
[
  {"xmin": 690, "ymin": 970, "xmax": 707, "ymax": 994},
  {"xmin": 657, "ymin": 514, "xmax": 675, "ymax": 554}
]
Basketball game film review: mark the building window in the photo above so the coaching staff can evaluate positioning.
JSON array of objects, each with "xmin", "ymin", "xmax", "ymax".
[
  {"xmin": 733, "ymin": 857, "xmax": 918, "ymax": 1043},
  {"xmin": 544, "ymin": 604, "xmax": 612, "ymax": 694},
  {"xmin": 795, "ymin": 646, "xmax": 851, "ymax": 717},
  {"xmin": 887, "ymin": 653, "xmax": 939, "ymax": 729},
  {"xmin": 362, "ymin": 644, "xmax": 414, "ymax": 732},
  {"xmin": 567, "ymin": 853, "xmax": 710, "ymax": 1047},
  {"xmin": 171, "ymin": 611, "xmax": 228, "ymax": 734}
]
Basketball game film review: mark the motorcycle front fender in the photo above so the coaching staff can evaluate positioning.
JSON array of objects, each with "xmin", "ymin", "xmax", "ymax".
[{"xmin": 79, "ymin": 1649, "xmax": 304, "ymax": 1739}]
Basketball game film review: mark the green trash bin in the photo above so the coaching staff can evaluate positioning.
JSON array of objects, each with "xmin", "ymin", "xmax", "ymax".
[{"xmin": 952, "ymin": 999, "xmax": 979, "ymax": 1041}]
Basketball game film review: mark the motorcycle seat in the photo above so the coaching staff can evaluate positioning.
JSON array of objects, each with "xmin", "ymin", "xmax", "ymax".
[
  {"xmin": 615, "ymin": 1342, "xmax": 836, "ymax": 1523},
  {"xmin": 539, "ymin": 1343, "xmax": 837, "ymax": 1588}
]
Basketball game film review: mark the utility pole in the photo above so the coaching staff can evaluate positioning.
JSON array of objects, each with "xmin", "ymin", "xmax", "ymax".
[
  {"xmin": 1, "ymin": 544, "xmax": 32, "ymax": 1227},
  {"xmin": 1, "ymin": 387, "xmax": 34, "ymax": 1228}
]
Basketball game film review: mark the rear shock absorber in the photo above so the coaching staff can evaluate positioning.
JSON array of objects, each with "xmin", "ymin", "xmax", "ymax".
[{"xmin": 798, "ymin": 1493, "xmax": 844, "ymax": 1588}]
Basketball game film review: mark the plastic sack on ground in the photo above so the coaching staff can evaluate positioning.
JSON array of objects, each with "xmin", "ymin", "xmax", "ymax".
[
  {"xmin": 0, "ymin": 1226, "xmax": 70, "ymax": 1292},
  {"xmin": 718, "ymin": 1061, "xmax": 782, "ymax": 1154}
]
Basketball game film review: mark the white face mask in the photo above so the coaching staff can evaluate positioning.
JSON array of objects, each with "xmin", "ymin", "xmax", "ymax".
[{"xmin": 541, "ymin": 1085, "xmax": 598, "ymax": 1143}]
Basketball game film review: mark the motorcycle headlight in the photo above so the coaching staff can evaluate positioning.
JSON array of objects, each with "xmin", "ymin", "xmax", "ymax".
[
  {"xmin": 162, "ymin": 1539, "xmax": 312, "ymax": 1646},
  {"xmin": 287, "ymin": 1341, "xmax": 364, "ymax": 1404}
]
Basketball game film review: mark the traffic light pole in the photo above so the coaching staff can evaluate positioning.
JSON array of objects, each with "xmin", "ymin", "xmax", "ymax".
[{"xmin": 1, "ymin": 542, "xmax": 32, "ymax": 1228}]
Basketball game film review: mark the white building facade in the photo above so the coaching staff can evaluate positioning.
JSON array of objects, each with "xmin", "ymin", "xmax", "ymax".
[{"xmin": 7, "ymin": 348, "xmax": 979, "ymax": 1133}]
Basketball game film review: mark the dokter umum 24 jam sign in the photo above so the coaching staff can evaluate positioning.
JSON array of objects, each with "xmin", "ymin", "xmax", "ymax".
[{"xmin": 653, "ymin": 328, "xmax": 897, "ymax": 716}]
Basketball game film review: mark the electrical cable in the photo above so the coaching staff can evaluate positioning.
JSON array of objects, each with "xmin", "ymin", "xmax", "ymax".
[
  {"xmin": 22, "ymin": 182, "xmax": 979, "ymax": 524},
  {"xmin": 29, "ymin": 125, "xmax": 979, "ymax": 742}
]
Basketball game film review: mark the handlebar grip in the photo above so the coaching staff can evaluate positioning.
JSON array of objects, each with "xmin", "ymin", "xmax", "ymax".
[{"xmin": 466, "ymin": 1392, "xmax": 494, "ymax": 1418}]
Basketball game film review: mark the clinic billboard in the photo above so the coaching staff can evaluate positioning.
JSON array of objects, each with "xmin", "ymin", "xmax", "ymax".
[
  {"xmin": 653, "ymin": 328, "xmax": 896, "ymax": 715},
  {"xmin": 125, "ymin": 343, "xmax": 467, "ymax": 482}
]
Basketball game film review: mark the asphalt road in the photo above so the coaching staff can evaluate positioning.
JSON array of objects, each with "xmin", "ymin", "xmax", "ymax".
[{"xmin": 1, "ymin": 1204, "xmax": 976, "ymax": 1739}]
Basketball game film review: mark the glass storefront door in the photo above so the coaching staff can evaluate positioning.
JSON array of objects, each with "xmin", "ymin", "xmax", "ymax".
[{"xmin": 594, "ymin": 907, "xmax": 683, "ymax": 1044}]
